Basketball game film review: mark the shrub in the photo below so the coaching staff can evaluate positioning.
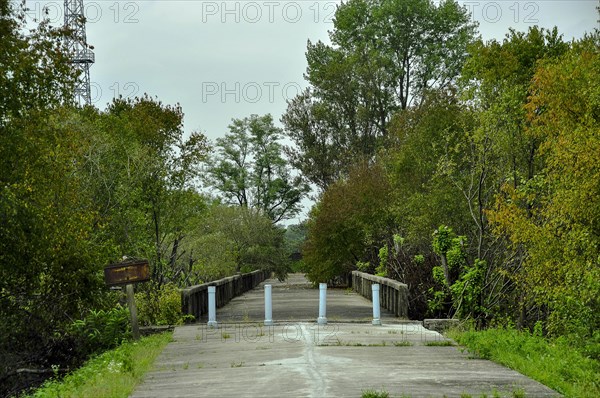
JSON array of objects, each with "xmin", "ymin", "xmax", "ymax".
[
  {"xmin": 136, "ymin": 282, "xmax": 188, "ymax": 326},
  {"xmin": 69, "ymin": 305, "xmax": 131, "ymax": 357}
]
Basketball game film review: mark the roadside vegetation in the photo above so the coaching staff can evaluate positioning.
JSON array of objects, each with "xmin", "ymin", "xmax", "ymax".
[
  {"xmin": 450, "ymin": 327, "xmax": 600, "ymax": 398},
  {"xmin": 25, "ymin": 332, "xmax": 172, "ymax": 398}
]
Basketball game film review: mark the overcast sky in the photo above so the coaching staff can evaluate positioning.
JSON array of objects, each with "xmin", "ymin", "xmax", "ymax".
[
  {"xmin": 26, "ymin": 0, "xmax": 599, "ymax": 139},
  {"xmin": 23, "ymin": 0, "xmax": 599, "ymax": 222}
]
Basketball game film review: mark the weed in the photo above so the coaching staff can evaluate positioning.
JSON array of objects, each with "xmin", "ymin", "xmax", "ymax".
[
  {"xmin": 424, "ymin": 340, "xmax": 454, "ymax": 347},
  {"xmin": 511, "ymin": 389, "xmax": 526, "ymax": 398},
  {"xmin": 230, "ymin": 361, "xmax": 244, "ymax": 368},
  {"xmin": 361, "ymin": 389, "xmax": 389, "ymax": 398},
  {"xmin": 393, "ymin": 341, "xmax": 413, "ymax": 347},
  {"xmin": 221, "ymin": 332, "xmax": 231, "ymax": 340}
]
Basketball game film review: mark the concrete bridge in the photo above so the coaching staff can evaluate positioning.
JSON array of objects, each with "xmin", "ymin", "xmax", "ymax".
[{"xmin": 130, "ymin": 274, "xmax": 559, "ymax": 398}]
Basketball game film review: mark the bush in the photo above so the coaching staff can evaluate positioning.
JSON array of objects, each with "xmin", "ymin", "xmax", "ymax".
[
  {"xmin": 136, "ymin": 282, "xmax": 188, "ymax": 326},
  {"xmin": 69, "ymin": 305, "xmax": 131, "ymax": 357}
]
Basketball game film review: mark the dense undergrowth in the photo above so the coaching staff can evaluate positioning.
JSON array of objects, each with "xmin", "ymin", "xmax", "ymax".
[{"xmin": 24, "ymin": 332, "xmax": 172, "ymax": 398}]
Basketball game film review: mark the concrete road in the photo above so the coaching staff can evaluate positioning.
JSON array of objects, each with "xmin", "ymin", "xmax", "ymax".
[{"xmin": 130, "ymin": 275, "xmax": 560, "ymax": 398}]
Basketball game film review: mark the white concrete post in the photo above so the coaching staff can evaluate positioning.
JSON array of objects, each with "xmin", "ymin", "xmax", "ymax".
[
  {"xmin": 317, "ymin": 283, "xmax": 328, "ymax": 325},
  {"xmin": 264, "ymin": 284, "xmax": 273, "ymax": 326},
  {"xmin": 372, "ymin": 283, "xmax": 382, "ymax": 326},
  {"xmin": 207, "ymin": 286, "xmax": 217, "ymax": 328}
]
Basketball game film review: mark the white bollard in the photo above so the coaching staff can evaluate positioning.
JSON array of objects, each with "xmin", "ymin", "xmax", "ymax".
[
  {"xmin": 264, "ymin": 284, "xmax": 273, "ymax": 326},
  {"xmin": 317, "ymin": 283, "xmax": 328, "ymax": 325},
  {"xmin": 207, "ymin": 286, "xmax": 217, "ymax": 328},
  {"xmin": 372, "ymin": 283, "xmax": 382, "ymax": 326}
]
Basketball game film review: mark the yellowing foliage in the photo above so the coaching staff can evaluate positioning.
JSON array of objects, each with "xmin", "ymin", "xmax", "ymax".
[{"xmin": 489, "ymin": 37, "xmax": 600, "ymax": 336}]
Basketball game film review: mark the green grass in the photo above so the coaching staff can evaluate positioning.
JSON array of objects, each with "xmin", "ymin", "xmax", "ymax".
[
  {"xmin": 423, "ymin": 340, "xmax": 454, "ymax": 347},
  {"xmin": 26, "ymin": 332, "xmax": 172, "ymax": 398},
  {"xmin": 449, "ymin": 327, "xmax": 600, "ymax": 398},
  {"xmin": 361, "ymin": 389, "xmax": 390, "ymax": 398}
]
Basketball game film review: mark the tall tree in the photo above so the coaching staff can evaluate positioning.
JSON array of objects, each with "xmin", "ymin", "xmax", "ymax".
[
  {"xmin": 96, "ymin": 95, "xmax": 210, "ymax": 286},
  {"xmin": 457, "ymin": 27, "xmax": 569, "ymax": 326},
  {"xmin": 206, "ymin": 114, "xmax": 309, "ymax": 223},
  {"xmin": 303, "ymin": 162, "xmax": 392, "ymax": 283},
  {"xmin": 0, "ymin": 2, "xmax": 85, "ymax": 393},
  {"xmin": 282, "ymin": 0, "xmax": 477, "ymax": 190},
  {"xmin": 0, "ymin": 0, "xmax": 76, "ymax": 128},
  {"xmin": 489, "ymin": 36, "xmax": 600, "ymax": 337}
]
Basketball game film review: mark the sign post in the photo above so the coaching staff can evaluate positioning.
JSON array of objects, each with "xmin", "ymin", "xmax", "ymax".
[
  {"xmin": 125, "ymin": 283, "xmax": 140, "ymax": 339},
  {"xmin": 104, "ymin": 259, "xmax": 150, "ymax": 340}
]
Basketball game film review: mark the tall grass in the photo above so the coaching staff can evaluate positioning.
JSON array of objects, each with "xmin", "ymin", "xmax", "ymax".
[
  {"xmin": 25, "ymin": 332, "xmax": 172, "ymax": 398},
  {"xmin": 449, "ymin": 328, "xmax": 599, "ymax": 398}
]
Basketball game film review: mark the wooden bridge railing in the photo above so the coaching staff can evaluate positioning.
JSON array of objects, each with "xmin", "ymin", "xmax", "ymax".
[
  {"xmin": 181, "ymin": 270, "xmax": 269, "ymax": 321},
  {"xmin": 352, "ymin": 271, "xmax": 409, "ymax": 318}
]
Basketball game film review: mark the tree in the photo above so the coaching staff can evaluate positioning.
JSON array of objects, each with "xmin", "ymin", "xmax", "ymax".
[
  {"xmin": 489, "ymin": 36, "xmax": 600, "ymax": 338},
  {"xmin": 282, "ymin": 0, "xmax": 477, "ymax": 190},
  {"xmin": 206, "ymin": 114, "xmax": 308, "ymax": 223},
  {"xmin": 182, "ymin": 204, "xmax": 290, "ymax": 281},
  {"xmin": 457, "ymin": 27, "xmax": 569, "ymax": 327},
  {"xmin": 90, "ymin": 95, "xmax": 210, "ymax": 287},
  {"xmin": 384, "ymin": 90, "xmax": 476, "ymax": 317},
  {"xmin": 0, "ymin": 2, "xmax": 91, "ymax": 393},
  {"xmin": 0, "ymin": 92, "xmax": 209, "ymax": 394},
  {"xmin": 460, "ymin": 27, "xmax": 568, "ymax": 191},
  {"xmin": 303, "ymin": 162, "xmax": 392, "ymax": 283},
  {"xmin": 0, "ymin": 0, "xmax": 76, "ymax": 128}
]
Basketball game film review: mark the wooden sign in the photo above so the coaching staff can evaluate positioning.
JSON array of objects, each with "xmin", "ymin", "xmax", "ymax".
[{"xmin": 104, "ymin": 259, "xmax": 150, "ymax": 287}]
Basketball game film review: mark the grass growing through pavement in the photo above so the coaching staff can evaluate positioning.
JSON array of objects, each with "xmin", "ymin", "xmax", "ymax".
[
  {"xmin": 26, "ymin": 332, "xmax": 172, "ymax": 398},
  {"xmin": 423, "ymin": 340, "xmax": 454, "ymax": 347},
  {"xmin": 361, "ymin": 389, "xmax": 390, "ymax": 398},
  {"xmin": 448, "ymin": 327, "xmax": 600, "ymax": 398}
]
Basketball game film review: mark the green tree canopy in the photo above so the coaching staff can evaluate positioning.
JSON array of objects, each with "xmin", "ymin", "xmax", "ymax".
[
  {"xmin": 303, "ymin": 162, "xmax": 392, "ymax": 283},
  {"xmin": 489, "ymin": 36, "xmax": 600, "ymax": 337},
  {"xmin": 283, "ymin": 0, "xmax": 477, "ymax": 190},
  {"xmin": 206, "ymin": 114, "xmax": 309, "ymax": 223}
]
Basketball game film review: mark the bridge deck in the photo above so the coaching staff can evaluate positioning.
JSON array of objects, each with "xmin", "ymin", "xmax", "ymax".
[
  {"xmin": 211, "ymin": 273, "xmax": 400, "ymax": 324},
  {"xmin": 130, "ymin": 274, "xmax": 559, "ymax": 398}
]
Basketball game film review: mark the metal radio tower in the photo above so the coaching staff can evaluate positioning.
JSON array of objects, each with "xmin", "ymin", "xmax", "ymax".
[{"xmin": 64, "ymin": 0, "xmax": 95, "ymax": 106}]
